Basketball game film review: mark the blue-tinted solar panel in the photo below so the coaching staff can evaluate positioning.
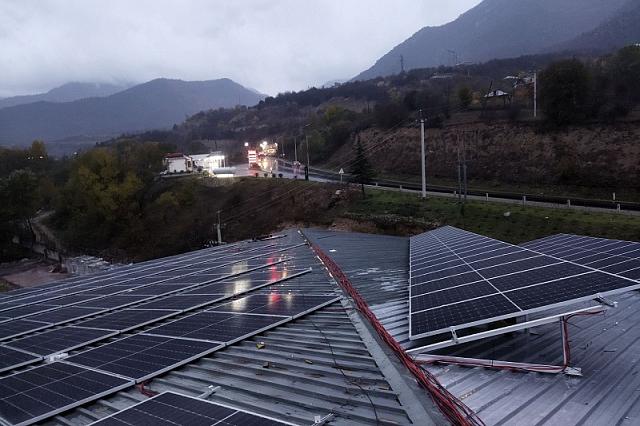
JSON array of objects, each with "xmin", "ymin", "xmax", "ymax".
[
  {"xmin": 90, "ymin": 391, "xmax": 287, "ymax": 425},
  {"xmin": 0, "ymin": 319, "xmax": 51, "ymax": 341},
  {"xmin": 6, "ymin": 326, "xmax": 117, "ymax": 356},
  {"xmin": 0, "ymin": 362, "xmax": 131, "ymax": 426},
  {"xmin": 409, "ymin": 226, "xmax": 639, "ymax": 339},
  {"xmin": 146, "ymin": 312, "xmax": 284, "ymax": 343},
  {"xmin": 0, "ymin": 346, "xmax": 40, "ymax": 373},
  {"xmin": 78, "ymin": 309, "xmax": 178, "ymax": 332},
  {"xmin": 76, "ymin": 295, "xmax": 152, "ymax": 309},
  {"xmin": 66, "ymin": 334, "xmax": 221, "ymax": 381},
  {"xmin": 27, "ymin": 306, "xmax": 104, "ymax": 324},
  {"xmin": 210, "ymin": 294, "xmax": 337, "ymax": 317},
  {"xmin": 135, "ymin": 294, "xmax": 223, "ymax": 311}
]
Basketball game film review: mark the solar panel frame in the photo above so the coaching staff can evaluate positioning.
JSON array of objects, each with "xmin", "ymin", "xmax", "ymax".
[
  {"xmin": 0, "ymin": 346, "xmax": 41, "ymax": 374},
  {"xmin": 409, "ymin": 226, "xmax": 640, "ymax": 340},
  {"xmin": 64, "ymin": 334, "xmax": 223, "ymax": 383},
  {"xmin": 0, "ymin": 361, "xmax": 132, "ymax": 426},
  {"xmin": 87, "ymin": 391, "xmax": 293, "ymax": 426},
  {"xmin": 76, "ymin": 309, "xmax": 179, "ymax": 332},
  {"xmin": 5, "ymin": 326, "xmax": 119, "ymax": 357}
]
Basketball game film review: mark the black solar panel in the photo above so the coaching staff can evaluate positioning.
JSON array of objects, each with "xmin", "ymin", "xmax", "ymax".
[
  {"xmin": 6, "ymin": 326, "xmax": 117, "ymax": 356},
  {"xmin": 0, "ymin": 346, "xmax": 40, "ymax": 373},
  {"xmin": 146, "ymin": 311, "xmax": 285, "ymax": 343},
  {"xmin": 121, "ymin": 284, "xmax": 188, "ymax": 296},
  {"xmin": 0, "ymin": 319, "xmax": 51, "ymax": 341},
  {"xmin": 183, "ymin": 278, "xmax": 272, "ymax": 296},
  {"xmin": 522, "ymin": 234, "xmax": 640, "ymax": 281},
  {"xmin": 78, "ymin": 309, "xmax": 178, "ymax": 332},
  {"xmin": 91, "ymin": 391, "xmax": 287, "ymax": 425},
  {"xmin": 409, "ymin": 226, "xmax": 639, "ymax": 339},
  {"xmin": 66, "ymin": 334, "xmax": 221, "ymax": 381},
  {"xmin": 0, "ymin": 362, "xmax": 131, "ymax": 426},
  {"xmin": 76, "ymin": 295, "xmax": 153, "ymax": 309},
  {"xmin": 0, "ymin": 304, "xmax": 58, "ymax": 320},
  {"xmin": 135, "ymin": 294, "xmax": 224, "ymax": 311},
  {"xmin": 27, "ymin": 306, "xmax": 105, "ymax": 324},
  {"xmin": 209, "ymin": 293, "xmax": 337, "ymax": 317}
]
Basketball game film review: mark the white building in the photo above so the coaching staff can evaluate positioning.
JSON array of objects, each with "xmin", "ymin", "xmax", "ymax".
[
  {"xmin": 191, "ymin": 152, "xmax": 226, "ymax": 174},
  {"xmin": 164, "ymin": 153, "xmax": 192, "ymax": 173}
]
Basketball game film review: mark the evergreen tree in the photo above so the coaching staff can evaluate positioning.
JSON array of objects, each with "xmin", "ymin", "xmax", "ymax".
[{"xmin": 351, "ymin": 136, "xmax": 375, "ymax": 195}]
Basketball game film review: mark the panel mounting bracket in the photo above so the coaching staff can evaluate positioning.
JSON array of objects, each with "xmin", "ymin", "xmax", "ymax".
[{"xmin": 595, "ymin": 294, "xmax": 617, "ymax": 308}]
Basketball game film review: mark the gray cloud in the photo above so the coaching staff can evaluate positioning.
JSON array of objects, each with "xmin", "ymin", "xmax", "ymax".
[{"xmin": 0, "ymin": 0, "xmax": 481, "ymax": 97}]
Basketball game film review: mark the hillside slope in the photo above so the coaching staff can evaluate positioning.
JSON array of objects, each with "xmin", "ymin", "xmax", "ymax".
[
  {"xmin": 558, "ymin": 0, "xmax": 640, "ymax": 53},
  {"xmin": 0, "ymin": 78, "xmax": 265, "ymax": 145},
  {"xmin": 355, "ymin": 0, "xmax": 628, "ymax": 80},
  {"xmin": 0, "ymin": 82, "xmax": 129, "ymax": 109}
]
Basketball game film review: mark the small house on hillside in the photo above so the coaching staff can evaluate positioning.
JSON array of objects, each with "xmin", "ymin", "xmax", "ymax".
[
  {"xmin": 484, "ymin": 89, "xmax": 512, "ymax": 107},
  {"xmin": 164, "ymin": 153, "xmax": 192, "ymax": 173}
]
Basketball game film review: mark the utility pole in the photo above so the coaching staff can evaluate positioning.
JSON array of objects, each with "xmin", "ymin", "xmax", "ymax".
[
  {"xmin": 456, "ymin": 133, "xmax": 463, "ymax": 204},
  {"xmin": 400, "ymin": 55, "xmax": 405, "ymax": 73},
  {"xmin": 216, "ymin": 210, "xmax": 222, "ymax": 245},
  {"xmin": 533, "ymin": 71, "xmax": 538, "ymax": 119},
  {"xmin": 305, "ymin": 134, "xmax": 310, "ymax": 181},
  {"xmin": 420, "ymin": 109, "xmax": 427, "ymax": 199},
  {"xmin": 294, "ymin": 136, "xmax": 298, "ymax": 162},
  {"xmin": 463, "ymin": 133, "xmax": 468, "ymax": 203}
]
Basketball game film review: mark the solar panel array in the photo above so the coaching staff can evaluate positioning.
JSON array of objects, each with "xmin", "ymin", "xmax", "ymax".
[
  {"xmin": 409, "ymin": 226, "xmax": 640, "ymax": 340},
  {"xmin": 0, "ymin": 232, "xmax": 339, "ymax": 425},
  {"xmin": 522, "ymin": 234, "xmax": 640, "ymax": 280},
  {"xmin": 90, "ymin": 391, "xmax": 289, "ymax": 425}
]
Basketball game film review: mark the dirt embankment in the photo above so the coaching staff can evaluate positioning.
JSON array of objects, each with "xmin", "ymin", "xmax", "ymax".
[{"xmin": 338, "ymin": 121, "xmax": 640, "ymax": 190}]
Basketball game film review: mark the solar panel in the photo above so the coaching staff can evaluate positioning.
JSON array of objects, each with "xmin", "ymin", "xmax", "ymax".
[
  {"xmin": 0, "ymin": 362, "xmax": 132, "ymax": 426},
  {"xmin": 145, "ymin": 312, "xmax": 286, "ymax": 343},
  {"xmin": 134, "ymin": 294, "xmax": 225, "ymax": 311},
  {"xmin": 0, "ymin": 319, "xmax": 51, "ymax": 341},
  {"xmin": 26, "ymin": 306, "xmax": 105, "ymax": 325},
  {"xmin": 210, "ymin": 294, "xmax": 338, "ymax": 317},
  {"xmin": 6, "ymin": 326, "xmax": 117, "ymax": 356},
  {"xmin": 65, "ymin": 334, "xmax": 221, "ymax": 382},
  {"xmin": 522, "ymin": 234, "xmax": 640, "ymax": 280},
  {"xmin": 409, "ymin": 226, "xmax": 640, "ymax": 340},
  {"xmin": 0, "ymin": 304, "xmax": 58, "ymax": 320},
  {"xmin": 77, "ymin": 309, "xmax": 178, "ymax": 332},
  {"xmin": 75, "ymin": 295, "xmax": 153, "ymax": 310},
  {"xmin": 0, "ymin": 346, "xmax": 41, "ymax": 373},
  {"xmin": 90, "ymin": 391, "xmax": 289, "ymax": 425}
]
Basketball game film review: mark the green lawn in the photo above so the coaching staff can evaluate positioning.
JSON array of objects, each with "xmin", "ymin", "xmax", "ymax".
[{"xmin": 347, "ymin": 189, "xmax": 640, "ymax": 244}]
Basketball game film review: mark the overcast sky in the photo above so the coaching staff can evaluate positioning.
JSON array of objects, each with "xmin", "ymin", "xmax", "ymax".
[{"xmin": 1, "ymin": 0, "xmax": 481, "ymax": 97}]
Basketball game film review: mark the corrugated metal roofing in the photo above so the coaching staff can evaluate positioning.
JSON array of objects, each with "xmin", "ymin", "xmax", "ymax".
[
  {"xmin": 29, "ymin": 231, "xmax": 431, "ymax": 426},
  {"xmin": 305, "ymin": 228, "xmax": 640, "ymax": 426},
  {"xmin": 43, "ymin": 304, "xmax": 413, "ymax": 426},
  {"xmin": 302, "ymin": 229, "xmax": 412, "ymax": 348}
]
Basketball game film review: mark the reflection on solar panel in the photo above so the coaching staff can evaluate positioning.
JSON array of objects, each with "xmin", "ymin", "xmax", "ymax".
[
  {"xmin": 522, "ymin": 234, "xmax": 640, "ymax": 280},
  {"xmin": 210, "ymin": 294, "xmax": 338, "ymax": 317},
  {"xmin": 6, "ymin": 326, "xmax": 117, "ymax": 356},
  {"xmin": 66, "ymin": 334, "xmax": 221, "ymax": 382},
  {"xmin": 145, "ymin": 312, "xmax": 286, "ymax": 342},
  {"xmin": 77, "ymin": 309, "xmax": 178, "ymax": 332},
  {"xmin": 0, "ymin": 362, "xmax": 131, "ymax": 426},
  {"xmin": 409, "ymin": 226, "xmax": 640, "ymax": 340},
  {"xmin": 90, "ymin": 391, "xmax": 289, "ymax": 425},
  {"xmin": 0, "ymin": 346, "xmax": 40, "ymax": 373}
]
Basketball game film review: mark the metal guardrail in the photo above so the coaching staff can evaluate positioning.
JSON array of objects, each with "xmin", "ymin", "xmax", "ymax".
[{"xmin": 277, "ymin": 159, "xmax": 640, "ymax": 213}]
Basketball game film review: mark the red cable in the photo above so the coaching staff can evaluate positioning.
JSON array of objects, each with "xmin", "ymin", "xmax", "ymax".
[{"xmin": 310, "ymin": 244, "xmax": 484, "ymax": 426}]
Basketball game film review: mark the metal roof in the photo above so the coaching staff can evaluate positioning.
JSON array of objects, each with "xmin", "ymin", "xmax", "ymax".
[
  {"xmin": 305, "ymin": 228, "xmax": 640, "ymax": 426},
  {"xmin": 30, "ymin": 231, "xmax": 437, "ymax": 426}
]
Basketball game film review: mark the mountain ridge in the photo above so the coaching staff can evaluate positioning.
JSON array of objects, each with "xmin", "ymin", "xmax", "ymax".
[
  {"xmin": 0, "ymin": 78, "xmax": 265, "ymax": 146},
  {"xmin": 0, "ymin": 82, "xmax": 131, "ymax": 109},
  {"xmin": 354, "ymin": 0, "xmax": 629, "ymax": 81}
]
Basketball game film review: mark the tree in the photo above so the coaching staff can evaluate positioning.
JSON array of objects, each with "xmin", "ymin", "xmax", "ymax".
[
  {"xmin": 458, "ymin": 87, "xmax": 473, "ymax": 109},
  {"xmin": 350, "ymin": 137, "xmax": 375, "ymax": 195},
  {"xmin": 539, "ymin": 59, "xmax": 591, "ymax": 125},
  {"xmin": 610, "ymin": 45, "xmax": 640, "ymax": 106}
]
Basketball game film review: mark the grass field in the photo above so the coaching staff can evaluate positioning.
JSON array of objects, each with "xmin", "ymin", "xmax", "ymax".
[{"xmin": 346, "ymin": 189, "xmax": 640, "ymax": 244}]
